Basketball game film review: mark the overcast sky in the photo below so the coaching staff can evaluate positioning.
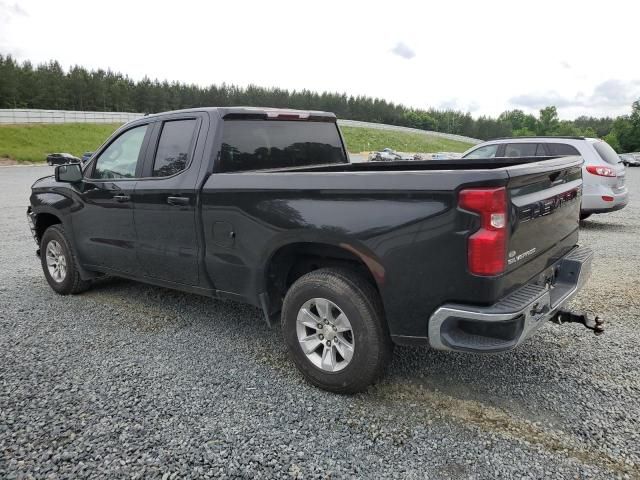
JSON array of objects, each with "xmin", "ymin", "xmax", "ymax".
[{"xmin": 1, "ymin": 0, "xmax": 639, "ymax": 119}]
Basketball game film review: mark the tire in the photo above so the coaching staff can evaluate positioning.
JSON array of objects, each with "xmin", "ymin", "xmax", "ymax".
[
  {"xmin": 40, "ymin": 225, "xmax": 91, "ymax": 295},
  {"xmin": 281, "ymin": 268, "xmax": 393, "ymax": 393},
  {"xmin": 580, "ymin": 213, "xmax": 592, "ymax": 221}
]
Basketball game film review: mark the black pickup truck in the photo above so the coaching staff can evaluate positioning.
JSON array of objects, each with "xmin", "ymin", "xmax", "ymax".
[{"xmin": 28, "ymin": 107, "xmax": 596, "ymax": 393}]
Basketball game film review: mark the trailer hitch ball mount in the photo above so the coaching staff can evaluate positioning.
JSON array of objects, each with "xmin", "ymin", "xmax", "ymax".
[{"xmin": 551, "ymin": 309, "xmax": 604, "ymax": 335}]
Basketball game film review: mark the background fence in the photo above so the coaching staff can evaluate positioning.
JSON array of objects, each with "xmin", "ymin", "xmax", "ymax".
[
  {"xmin": 0, "ymin": 109, "xmax": 144, "ymax": 124},
  {"xmin": 0, "ymin": 109, "xmax": 482, "ymax": 144}
]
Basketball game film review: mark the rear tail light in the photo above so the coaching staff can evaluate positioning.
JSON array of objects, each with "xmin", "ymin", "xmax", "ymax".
[
  {"xmin": 601, "ymin": 195, "xmax": 614, "ymax": 202},
  {"xmin": 459, "ymin": 187, "xmax": 507, "ymax": 276},
  {"xmin": 586, "ymin": 165, "xmax": 616, "ymax": 177}
]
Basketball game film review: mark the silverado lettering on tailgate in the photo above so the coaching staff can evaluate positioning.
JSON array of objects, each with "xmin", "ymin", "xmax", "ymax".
[{"xmin": 516, "ymin": 186, "xmax": 582, "ymax": 223}]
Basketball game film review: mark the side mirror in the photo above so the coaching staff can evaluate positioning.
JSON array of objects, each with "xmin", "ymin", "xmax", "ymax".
[{"xmin": 55, "ymin": 163, "xmax": 83, "ymax": 183}]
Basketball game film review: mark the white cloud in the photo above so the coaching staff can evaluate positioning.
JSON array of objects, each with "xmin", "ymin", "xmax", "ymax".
[
  {"xmin": 510, "ymin": 79, "xmax": 640, "ymax": 112},
  {"xmin": 437, "ymin": 98, "xmax": 480, "ymax": 113},
  {"xmin": 390, "ymin": 42, "xmax": 415, "ymax": 60},
  {"xmin": 1, "ymin": 0, "xmax": 639, "ymax": 119},
  {"xmin": 0, "ymin": 1, "xmax": 27, "ymax": 24},
  {"xmin": 0, "ymin": 1, "xmax": 28, "ymax": 56},
  {"xmin": 0, "ymin": 1, "xmax": 27, "ymax": 16}
]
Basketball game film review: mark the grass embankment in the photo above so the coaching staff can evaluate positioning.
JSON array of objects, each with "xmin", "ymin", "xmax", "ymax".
[
  {"xmin": 0, "ymin": 123, "xmax": 474, "ymax": 163},
  {"xmin": 0, "ymin": 123, "xmax": 121, "ymax": 163},
  {"xmin": 339, "ymin": 126, "xmax": 474, "ymax": 153}
]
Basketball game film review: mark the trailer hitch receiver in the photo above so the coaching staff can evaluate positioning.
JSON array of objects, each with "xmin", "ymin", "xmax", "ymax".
[{"xmin": 550, "ymin": 309, "xmax": 604, "ymax": 335}]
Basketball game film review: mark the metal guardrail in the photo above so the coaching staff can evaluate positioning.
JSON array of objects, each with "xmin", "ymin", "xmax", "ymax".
[
  {"xmin": 0, "ymin": 109, "xmax": 482, "ymax": 144},
  {"xmin": 0, "ymin": 109, "xmax": 144, "ymax": 124}
]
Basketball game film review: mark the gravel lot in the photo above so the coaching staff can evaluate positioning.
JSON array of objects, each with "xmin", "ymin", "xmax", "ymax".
[{"xmin": 1, "ymin": 165, "xmax": 639, "ymax": 479}]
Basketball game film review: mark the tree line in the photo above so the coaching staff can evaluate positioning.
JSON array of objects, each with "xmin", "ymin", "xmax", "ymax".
[{"xmin": 0, "ymin": 55, "xmax": 638, "ymax": 152}]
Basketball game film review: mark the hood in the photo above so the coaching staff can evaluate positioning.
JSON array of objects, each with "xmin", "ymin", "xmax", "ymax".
[{"xmin": 31, "ymin": 174, "xmax": 56, "ymax": 189}]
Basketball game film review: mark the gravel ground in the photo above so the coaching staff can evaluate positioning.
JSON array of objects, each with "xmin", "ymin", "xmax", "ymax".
[{"xmin": 1, "ymin": 165, "xmax": 639, "ymax": 479}]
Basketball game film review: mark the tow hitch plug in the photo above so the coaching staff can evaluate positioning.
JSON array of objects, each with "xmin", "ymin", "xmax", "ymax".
[{"xmin": 551, "ymin": 309, "xmax": 605, "ymax": 335}]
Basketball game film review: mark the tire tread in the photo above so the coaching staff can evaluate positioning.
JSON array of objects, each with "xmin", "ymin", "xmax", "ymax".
[
  {"xmin": 281, "ymin": 267, "xmax": 392, "ymax": 393},
  {"xmin": 41, "ymin": 225, "xmax": 91, "ymax": 295}
]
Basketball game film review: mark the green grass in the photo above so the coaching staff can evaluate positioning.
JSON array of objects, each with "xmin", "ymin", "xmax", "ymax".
[
  {"xmin": 340, "ymin": 126, "xmax": 474, "ymax": 153},
  {"xmin": 0, "ymin": 122, "xmax": 474, "ymax": 163},
  {"xmin": 0, "ymin": 123, "xmax": 121, "ymax": 162}
]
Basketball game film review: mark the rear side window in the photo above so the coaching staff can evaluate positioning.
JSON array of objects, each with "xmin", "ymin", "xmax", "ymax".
[
  {"xmin": 152, "ymin": 119, "xmax": 197, "ymax": 177},
  {"xmin": 592, "ymin": 141, "xmax": 620, "ymax": 165},
  {"xmin": 547, "ymin": 143, "xmax": 580, "ymax": 156},
  {"xmin": 504, "ymin": 143, "xmax": 537, "ymax": 157},
  {"xmin": 463, "ymin": 144, "xmax": 498, "ymax": 159},
  {"xmin": 219, "ymin": 120, "xmax": 347, "ymax": 172}
]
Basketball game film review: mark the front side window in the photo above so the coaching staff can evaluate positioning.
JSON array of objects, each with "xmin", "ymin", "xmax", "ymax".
[
  {"xmin": 219, "ymin": 120, "xmax": 347, "ymax": 172},
  {"xmin": 504, "ymin": 143, "xmax": 537, "ymax": 157},
  {"xmin": 152, "ymin": 119, "xmax": 197, "ymax": 177},
  {"xmin": 463, "ymin": 144, "xmax": 499, "ymax": 159},
  {"xmin": 93, "ymin": 125, "xmax": 148, "ymax": 179}
]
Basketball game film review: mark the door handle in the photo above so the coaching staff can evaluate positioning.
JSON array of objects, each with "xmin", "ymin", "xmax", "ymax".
[
  {"xmin": 167, "ymin": 196, "xmax": 190, "ymax": 206},
  {"xmin": 113, "ymin": 194, "xmax": 130, "ymax": 202}
]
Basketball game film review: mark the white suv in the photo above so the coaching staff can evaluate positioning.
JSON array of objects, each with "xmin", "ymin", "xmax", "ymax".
[{"xmin": 462, "ymin": 137, "xmax": 628, "ymax": 219}]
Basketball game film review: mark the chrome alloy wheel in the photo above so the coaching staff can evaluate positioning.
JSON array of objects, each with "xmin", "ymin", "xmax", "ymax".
[
  {"xmin": 45, "ymin": 240, "xmax": 67, "ymax": 283},
  {"xmin": 296, "ymin": 298, "xmax": 355, "ymax": 372}
]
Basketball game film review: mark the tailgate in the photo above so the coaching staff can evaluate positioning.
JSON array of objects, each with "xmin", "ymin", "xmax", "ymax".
[{"xmin": 506, "ymin": 156, "xmax": 583, "ymax": 273}]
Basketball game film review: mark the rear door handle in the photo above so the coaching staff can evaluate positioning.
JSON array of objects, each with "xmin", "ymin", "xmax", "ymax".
[
  {"xmin": 113, "ymin": 194, "xmax": 130, "ymax": 202},
  {"xmin": 167, "ymin": 196, "xmax": 190, "ymax": 206}
]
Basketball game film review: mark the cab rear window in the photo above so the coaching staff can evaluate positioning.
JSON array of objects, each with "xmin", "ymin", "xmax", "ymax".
[{"xmin": 219, "ymin": 120, "xmax": 347, "ymax": 172}]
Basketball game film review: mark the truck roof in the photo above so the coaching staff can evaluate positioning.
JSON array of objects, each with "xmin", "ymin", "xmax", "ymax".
[{"xmin": 143, "ymin": 106, "xmax": 337, "ymax": 121}]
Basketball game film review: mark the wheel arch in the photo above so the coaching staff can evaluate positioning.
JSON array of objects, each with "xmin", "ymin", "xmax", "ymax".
[
  {"xmin": 262, "ymin": 240, "xmax": 386, "ymax": 319},
  {"xmin": 32, "ymin": 208, "xmax": 97, "ymax": 281},
  {"xmin": 33, "ymin": 211, "xmax": 63, "ymax": 245}
]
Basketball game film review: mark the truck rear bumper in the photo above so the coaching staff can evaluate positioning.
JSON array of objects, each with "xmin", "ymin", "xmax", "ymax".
[{"xmin": 428, "ymin": 246, "xmax": 593, "ymax": 353}]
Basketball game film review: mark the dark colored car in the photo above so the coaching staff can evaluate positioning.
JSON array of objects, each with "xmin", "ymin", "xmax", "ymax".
[
  {"xmin": 27, "ymin": 107, "xmax": 595, "ymax": 392},
  {"xmin": 81, "ymin": 151, "xmax": 93, "ymax": 163},
  {"xmin": 620, "ymin": 153, "xmax": 640, "ymax": 167},
  {"xmin": 46, "ymin": 152, "xmax": 81, "ymax": 166}
]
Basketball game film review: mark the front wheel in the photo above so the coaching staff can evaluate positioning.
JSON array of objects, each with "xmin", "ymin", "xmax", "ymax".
[
  {"xmin": 281, "ymin": 268, "xmax": 393, "ymax": 393},
  {"xmin": 40, "ymin": 225, "xmax": 91, "ymax": 295}
]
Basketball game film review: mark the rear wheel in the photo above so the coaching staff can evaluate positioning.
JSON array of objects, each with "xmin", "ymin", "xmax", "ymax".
[
  {"xmin": 281, "ymin": 268, "xmax": 393, "ymax": 393},
  {"xmin": 40, "ymin": 225, "xmax": 91, "ymax": 295},
  {"xmin": 580, "ymin": 213, "xmax": 592, "ymax": 221}
]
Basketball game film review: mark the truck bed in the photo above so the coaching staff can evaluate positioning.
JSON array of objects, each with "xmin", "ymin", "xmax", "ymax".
[{"xmin": 202, "ymin": 154, "xmax": 584, "ymax": 342}]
